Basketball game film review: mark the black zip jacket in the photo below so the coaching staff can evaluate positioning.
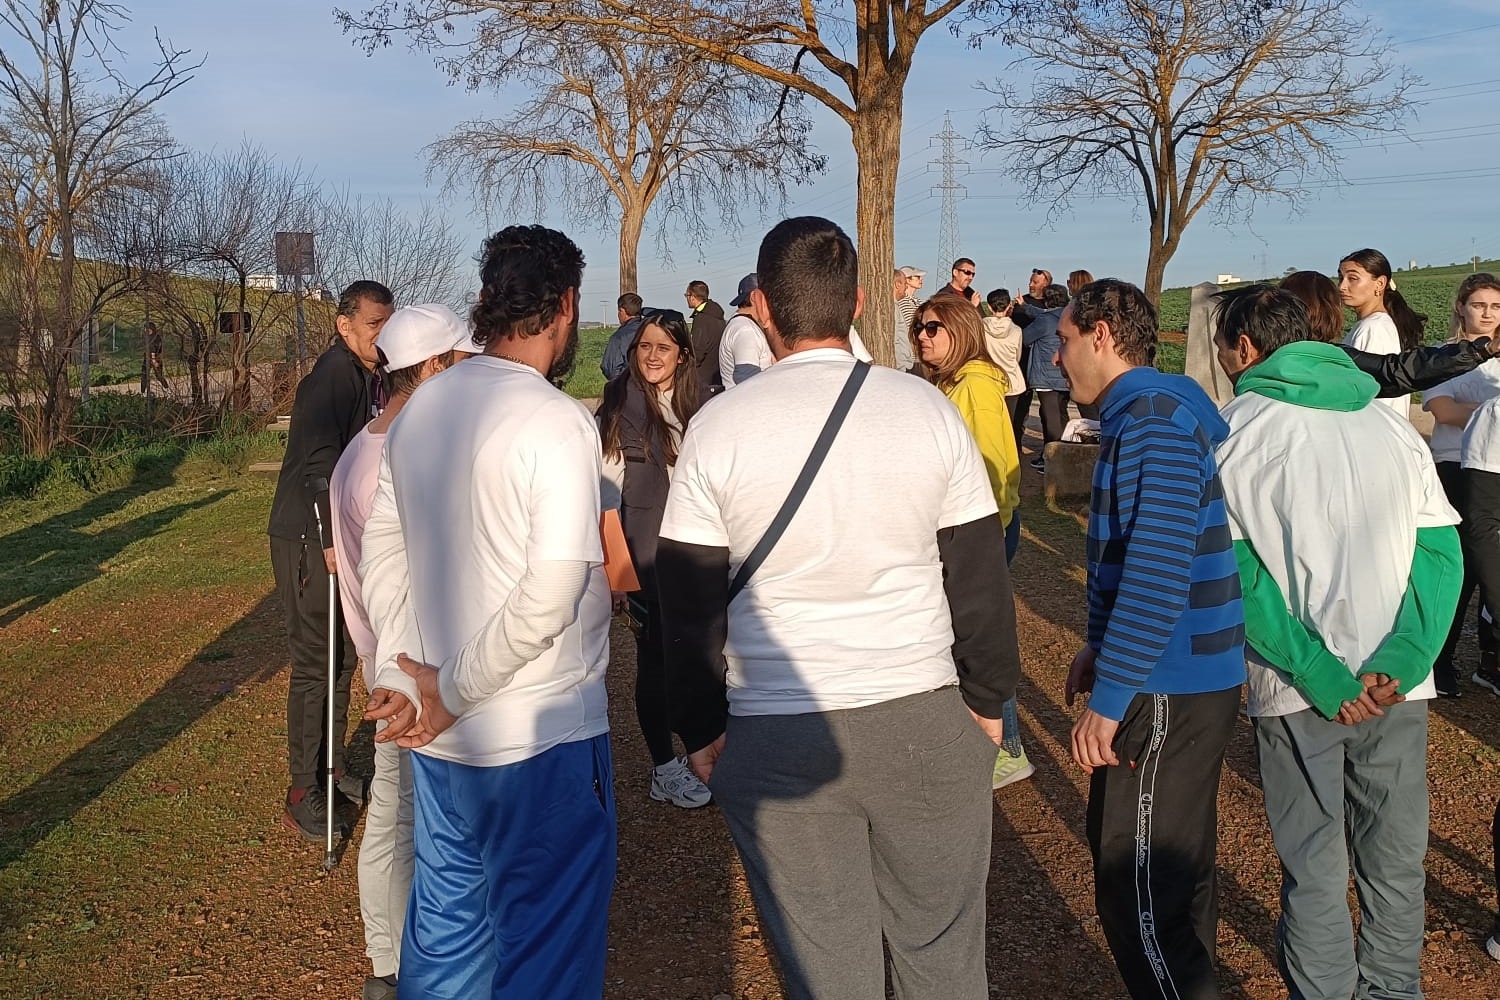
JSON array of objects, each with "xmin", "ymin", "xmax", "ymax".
[
  {"xmin": 267, "ymin": 338, "xmax": 378, "ymax": 546},
  {"xmin": 1345, "ymin": 337, "xmax": 1495, "ymax": 398}
]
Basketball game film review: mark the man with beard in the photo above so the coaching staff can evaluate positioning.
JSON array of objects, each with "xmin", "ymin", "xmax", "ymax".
[{"xmin": 359, "ymin": 225, "xmax": 613, "ymax": 998}]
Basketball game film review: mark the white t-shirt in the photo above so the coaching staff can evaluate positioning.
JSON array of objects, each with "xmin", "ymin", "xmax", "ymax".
[
  {"xmin": 330, "ymin": 425, "xmax": 387, "ymax": 675},
  {"xmin": 847, "ymin": 326, "xmax": 874, "ymax": 363},
  {"xmin": 1343, "ymin": 313, "xmax": 1411, "ymax": 419},
  {"xmin": 369, "ymin": 357, "xmax": 610, "ymax": 767},
  {"xmin": 1423, "ymin": 357, "xmax": 1500, "ymax": 464},
  {"xmin": 1462, "ymin": 396, "xmax": 1500, "ymax": 473},
  {"xmin": 1216, "ymin": 391, "xmax": 1457, "ymax": 717},
  {"xmin": 718, "ymin": 314, "xmax": 772, "ymax": 388},
  {"xmin": 660, "ymin": 348, "xmax": 998, "ymax": 717}
]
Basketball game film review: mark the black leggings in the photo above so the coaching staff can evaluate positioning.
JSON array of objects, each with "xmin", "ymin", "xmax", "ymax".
[
  {"xmin": 1036, "ymin": 389, "xmax": 1072, "ymax": 447},
  {"xmin": 630, "ymin": 597, "xmax": 676, "ymax": 767},
  {"xmin": 1007, "ymin": 391, "xmax": 1031, "ymax": 456},
  {"xmin": 1434, "ymin": 462, "xmax": 1496, "ymax": 687}
]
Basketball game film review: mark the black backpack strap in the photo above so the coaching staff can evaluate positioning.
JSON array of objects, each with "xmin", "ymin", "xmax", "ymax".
[{"xmin": 727, "ymin": 361, "xmax": 869, "ymax": 603}]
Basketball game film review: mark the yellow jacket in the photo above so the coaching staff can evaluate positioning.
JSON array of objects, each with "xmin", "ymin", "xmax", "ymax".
[{"xmin": 944, "ymin": 359, "xmax": 1021, "ymax": 526}]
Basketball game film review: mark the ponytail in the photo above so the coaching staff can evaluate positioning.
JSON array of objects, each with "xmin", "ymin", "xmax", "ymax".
[{"xmin": 1383, "ymin": 283, "xmax": 1426, "ymax": 352}]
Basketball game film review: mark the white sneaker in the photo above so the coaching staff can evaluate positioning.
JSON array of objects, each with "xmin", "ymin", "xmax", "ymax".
[{"xmin": 649, "ymin": 757, "xmax": 712, "ymax": 809}]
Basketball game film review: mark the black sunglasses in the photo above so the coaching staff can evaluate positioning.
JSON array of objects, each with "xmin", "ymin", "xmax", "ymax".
[
  {"xmin": 915, "ymin": 320, "xmax": 945, "ymax": 337},
  {"xmin": 956, "ymin": 268, "xmax": 975, "ymax": 276},
  {"xmin": 1031, "ymin": 268, "xmax": 1046, "ymax": 276}
]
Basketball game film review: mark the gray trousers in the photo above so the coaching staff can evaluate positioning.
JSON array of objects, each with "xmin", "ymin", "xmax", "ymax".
[
  {"xmin": 709, "ymin": 686, "xmax": 999, "ymax": 1000},
  {"xmin": 1253, "ymin": 701, "xmax": 1429, "ymax": 1000}
]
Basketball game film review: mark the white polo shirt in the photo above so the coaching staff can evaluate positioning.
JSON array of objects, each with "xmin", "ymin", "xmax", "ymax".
[
  {"xmin": 1423, "ymin": 358, "xmax": 1500, "ymax": 464},
  {"xmin": 371, "ymin": 357, "xmax": 610, "ymax": 767},
  {"xmin": 1463, "ymin": 396, "xmax": 1500, "ymax": 473},
  {"xmin": 660, "ymin": 348, "xmax": 997, "ymax": 717}
]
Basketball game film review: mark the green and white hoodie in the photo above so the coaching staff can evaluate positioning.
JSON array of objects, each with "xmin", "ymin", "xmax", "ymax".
[{"xmin": 1215, "ymin": 341, "xmax": 1462, "ymax": 719}]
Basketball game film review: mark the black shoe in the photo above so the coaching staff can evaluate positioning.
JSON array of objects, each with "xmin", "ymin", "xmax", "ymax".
[
  {"xmin": 282, "ymin": 786, "xmax": 347, "ymax": 843},
  {"xmin": 1436, "ymin": 676, "xmax": 1462, "ymax": 698},
  {"xmin": 362, "ymin": 975, "xmax": 398, "ymax": 1000},
  {"xmin": 1029, "ymin": 456, "xmax": 1046, "ymax": 473}
]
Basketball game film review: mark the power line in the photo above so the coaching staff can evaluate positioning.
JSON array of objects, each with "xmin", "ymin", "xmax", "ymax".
[{"xmin": 1399, "ymin": 22, "xmax": 1500, "ymax": 45}]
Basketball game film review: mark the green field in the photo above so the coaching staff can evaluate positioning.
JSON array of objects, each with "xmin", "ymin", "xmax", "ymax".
[{"xmin": 1157, "ymin": 259, "xmax": 1500, "ymax": 341}]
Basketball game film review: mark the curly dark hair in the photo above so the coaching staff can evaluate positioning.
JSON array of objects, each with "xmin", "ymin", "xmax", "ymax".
[
  {"xmin": 1069, "ymin": 278, "xmax": 1158, "ymax": 367},
  {"xmin": 469, "ymin": 225, "xmax": 585, "ymax": 348}
]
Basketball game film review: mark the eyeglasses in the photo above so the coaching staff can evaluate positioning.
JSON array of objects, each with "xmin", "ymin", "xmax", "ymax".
[
  {"xmin": 956, "ymin": 269, "xmax": 975, "ymax": 277},
  {"xmin": 915, "ymin": 321, "xmax": 945, "ymax": 338}
]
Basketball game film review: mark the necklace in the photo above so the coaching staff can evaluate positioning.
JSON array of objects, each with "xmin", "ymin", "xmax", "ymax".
[{"xmin": 497, "ymin": 353, "xmax": 535, "ymax": 371}]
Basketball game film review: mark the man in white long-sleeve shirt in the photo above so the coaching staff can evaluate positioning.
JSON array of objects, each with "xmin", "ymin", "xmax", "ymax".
[{"xmin": 359, "ymin": 225, "xmax": 614, "ymax": 1000}]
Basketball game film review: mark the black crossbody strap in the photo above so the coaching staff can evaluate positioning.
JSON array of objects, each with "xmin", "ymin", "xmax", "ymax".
[{"xmin": 728, "ymin": 361, "xmax": 869, "ymax": 603}]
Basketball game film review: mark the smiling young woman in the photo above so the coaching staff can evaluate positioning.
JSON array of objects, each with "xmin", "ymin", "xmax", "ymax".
[{"xmin": 595, "ymin": 309, "xmax": 711, "ymax": 810}]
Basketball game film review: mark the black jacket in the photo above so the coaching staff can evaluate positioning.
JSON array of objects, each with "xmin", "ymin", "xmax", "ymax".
[
  {"xmin": 1342, "ymin": 337, "xmax": 1493, "ymax": 398},
  {"xmin": 267, "ymin": 338, "xmax": 379, "ymax": 545},
  {"xmin": 602, "ymin": 376, "xmax": 673, "ymax": 594},
  {"xmin": 689, "ymin": 300, "xmax": 726, "ymax": 394}
]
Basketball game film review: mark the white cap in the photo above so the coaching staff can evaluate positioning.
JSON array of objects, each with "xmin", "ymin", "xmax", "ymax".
[
  {"xmin": 899, "ymin": 266, "xmax": 926, "ymax": 281},
  {"xmin": 377, "ymin": 304, "xmax": 471, "ymax": 370}
]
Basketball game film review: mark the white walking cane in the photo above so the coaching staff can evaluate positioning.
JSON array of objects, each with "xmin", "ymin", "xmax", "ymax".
[{"xmin": 310, "ymin": 480, "xmax": 340, "ymax": 872}]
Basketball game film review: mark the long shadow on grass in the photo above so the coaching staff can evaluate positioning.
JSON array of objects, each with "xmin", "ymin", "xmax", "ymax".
[
  {"xmin": 0, "ymin": 593, "xmax": 284, "ymax": 868},
  {"xmin": 0, "ymin": 451, "xmax": 215, "ymax": 628}
]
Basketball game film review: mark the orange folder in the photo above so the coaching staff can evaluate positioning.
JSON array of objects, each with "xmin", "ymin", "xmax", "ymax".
[{"xmin": 601, "ymin": 509, "xmax": 641, "ymax": 592}]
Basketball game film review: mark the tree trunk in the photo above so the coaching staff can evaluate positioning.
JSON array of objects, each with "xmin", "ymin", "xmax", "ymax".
[
  {"xmin": 229, "ymin": 279, "xmax": 252, "ymax": 414},
  {"xmin": 851, "ymin": 106, "xmax": 903, "ymax": 368},
  {"xmin": 618, "ymin": 203, "xmax": 645, "ymax": 295},
  {"xmin": 1143, "ymin": 249, "xmax": 1167, "ymax": 308}
]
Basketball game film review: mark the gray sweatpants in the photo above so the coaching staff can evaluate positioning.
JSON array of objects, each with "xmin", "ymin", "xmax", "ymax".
[
  {"xmin": 1253, "ymin": 701, "xmax": 1429, "ymax": 1000},
  {"xmin": 709, "ymin": 686, "xmax": 999, "ymax": 1000}
]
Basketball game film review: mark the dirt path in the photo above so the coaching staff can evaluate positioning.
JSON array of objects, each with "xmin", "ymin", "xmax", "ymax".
[{"xmin": 0, "ymin": 466, "xmax": 1497, "ymax": 998}]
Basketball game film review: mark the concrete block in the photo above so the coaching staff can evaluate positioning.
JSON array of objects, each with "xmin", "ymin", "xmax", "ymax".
[{"xmin": 1043, "ymin": 441, "xmax": 1099, "ymax": 504}]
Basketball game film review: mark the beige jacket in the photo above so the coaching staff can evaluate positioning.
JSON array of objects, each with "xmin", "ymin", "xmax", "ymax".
[{"xmin": 982, "ymin": 315, "xmax": 1026, "ymax": 395}]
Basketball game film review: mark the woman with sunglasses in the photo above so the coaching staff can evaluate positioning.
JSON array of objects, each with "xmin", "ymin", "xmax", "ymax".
[
  {"xmin": 912, "ymin": 294, "xmax": 1033, "ymax": 788},
  {"xmin": 597, "ymin": 309, "xmax": 712, "ymax": 809}
]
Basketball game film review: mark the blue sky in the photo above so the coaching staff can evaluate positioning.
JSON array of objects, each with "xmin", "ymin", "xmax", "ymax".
[{"xmin": 116, "ymin": 1, "xmax": 1500, "ymax": 318}]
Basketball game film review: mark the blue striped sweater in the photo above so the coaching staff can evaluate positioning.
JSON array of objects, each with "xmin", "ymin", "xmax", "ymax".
[{"xmin": 1086, "ymin": 366, "xmax": 1247, "ymax": 720}]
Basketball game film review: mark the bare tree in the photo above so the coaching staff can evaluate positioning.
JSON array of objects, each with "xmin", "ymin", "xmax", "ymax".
[
  {"xmin": 150, "ymin": 144, "xmax": 316, "ymax": 412},
  {"xmin": 0, "ymin": 0, "xmax": 198, "ymax": 455},
  {"xmin": 968, "ymin": 0, "xmax": 1415, "ymax": 303},
  {"xmin": 423, "ymin": 22, "xmax": 823, "ymax": 295},
  {"xmin": 337, "ymin": 0, "xmax": 974, "ymax": 367},
  {"xmin": 315, "ymin": 189, "xmax": 468, "ymax": 310}
]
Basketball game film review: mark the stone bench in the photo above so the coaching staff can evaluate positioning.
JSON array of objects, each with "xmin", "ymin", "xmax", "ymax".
[{"xmin": 1043, "ymin": 441, "xmax": 1099, "ymax": 504}]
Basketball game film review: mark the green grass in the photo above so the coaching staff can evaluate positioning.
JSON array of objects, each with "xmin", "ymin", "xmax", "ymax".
[
  {"xmin": 1156, "ymin": 259, "xmax": 1500, "ymax": 343},
  {"xmin": 561, "ymin": 325, "xmax": 611, "ymax": 401}
]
